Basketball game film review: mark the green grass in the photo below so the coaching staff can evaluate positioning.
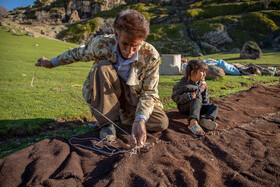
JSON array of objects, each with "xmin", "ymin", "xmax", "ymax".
[
  {"xmin": 0, "ymin": 27, "xmax": 94, "ymax": 136},
  {"xmin": 0, "ymin": 27, "xmax": 279, "ymax": 158}
]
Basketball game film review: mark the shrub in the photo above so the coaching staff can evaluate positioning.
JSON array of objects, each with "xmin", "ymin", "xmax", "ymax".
[
  {"xmin": 240, "ymin": 12, "xmax": 279, "ymax": 34},
  {"xmin": 189, "ymin": 19, "xmax": 225, "ymax": 36}
]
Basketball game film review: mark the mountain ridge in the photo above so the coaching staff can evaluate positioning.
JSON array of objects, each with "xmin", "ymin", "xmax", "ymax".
[{"xmin": 2, "ymin": 0, "xmax": 280, "ymax": 56}]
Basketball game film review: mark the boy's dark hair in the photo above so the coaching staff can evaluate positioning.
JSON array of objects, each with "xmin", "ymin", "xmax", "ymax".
[
  {"xmin": 113, "ymin": 9, "xmax": 150, "ymax": 39},
  {"xmin": 185, "ymin": 59, "xmax": 208, "ymax": 82}
]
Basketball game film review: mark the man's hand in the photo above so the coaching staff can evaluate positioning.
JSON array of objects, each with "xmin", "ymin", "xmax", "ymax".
[
  {"xmin": 35, "ymin": 57, "xmax": 54, "ymax": 68},
  {"xmin": 131, "ymin": 121, "xmax": 147, "ymax": 148}
]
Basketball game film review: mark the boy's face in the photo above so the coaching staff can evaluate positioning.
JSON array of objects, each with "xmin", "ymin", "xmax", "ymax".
[
  {"xmin": 191, "ymin": 69, "xmax": 206, "ymax": 83},
  {"xmin": 115, "ymin": 31, "xmax": 143, "ymax": 59}
]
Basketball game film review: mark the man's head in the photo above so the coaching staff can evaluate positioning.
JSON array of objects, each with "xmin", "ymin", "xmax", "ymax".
[{"xmin": 113, "ymin": 9, "xmax": 150, "ymax": 59}]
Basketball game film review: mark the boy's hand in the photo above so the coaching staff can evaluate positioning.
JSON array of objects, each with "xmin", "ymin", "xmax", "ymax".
[
  {"xmin": 35, "ymin": 57, "xmax": 54, "ymax": 68},
  {"xmin": 191, "ymin": 92, "xmax": 196, "ymax": 99}
]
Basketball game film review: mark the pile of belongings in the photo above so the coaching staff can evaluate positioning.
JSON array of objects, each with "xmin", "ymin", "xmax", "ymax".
[{"xmin": 202, "ymin": 59, "xmax": 278, "ymax": 79}]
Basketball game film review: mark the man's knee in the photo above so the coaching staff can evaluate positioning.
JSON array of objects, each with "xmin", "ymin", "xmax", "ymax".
[
  {"xmin": 147, "ymin": 108, "xmax": 169, "ymax": 132},
  {"xmin": 158, "ymin": 112, "xmax": 169, "ymax": 131}
]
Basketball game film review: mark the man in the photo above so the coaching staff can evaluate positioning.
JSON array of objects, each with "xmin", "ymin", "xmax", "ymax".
[{"xmin": 35, "ymin": 9, "xmax": 168, "ymax": 147}]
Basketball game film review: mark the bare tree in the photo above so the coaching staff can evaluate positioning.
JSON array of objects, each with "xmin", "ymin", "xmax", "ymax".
[{"xmin": 0, "ymin": 5, "xmax": 8, "ymax": 19}]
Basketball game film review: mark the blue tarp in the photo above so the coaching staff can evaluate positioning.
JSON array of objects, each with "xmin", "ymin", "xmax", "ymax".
[{"xmin": 216, "ymin": 59, "xmax": 240, "ymax": 75}]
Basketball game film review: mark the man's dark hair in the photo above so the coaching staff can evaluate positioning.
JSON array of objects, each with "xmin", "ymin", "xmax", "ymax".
[
  {"xmin": 113, "ymin": 9, "xmax": 150, "ymax": 39},
  {"xmin": 185, "ymin": 59, "xmax": 208, "ymax": 82}
]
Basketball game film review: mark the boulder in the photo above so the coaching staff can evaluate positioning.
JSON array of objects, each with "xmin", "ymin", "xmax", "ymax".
[
  {"xmin": 9, "ymin": 29, "xmax": 17, "ymax": 34},
  {"xmin": 201, "ymin": 42, "xmax": 220, "ymax": 54},
  {"xmin": 240, "ymin": 41, "xmax": 262, "ymax": 59},
  {"xmin": 69, "ymin": 10, "xmax": 80, "ymax": 23},
  {"xmin": 94, "ymin": 18, "xmax": 114, "ymax": 36},
  {"xmin": 201, "ymin": 25, "xmax": 233, "ymax": 46},
  {"xmin": 26, "ymin": 31, "xmax": 35, "ymax": 37},
  {"xmin": 0, "ymin": 21, "xmax": 7, "ymax": 26},
  {"xmin": 206, "ymin": 65, "xmax": 225, "ymax": 80}
]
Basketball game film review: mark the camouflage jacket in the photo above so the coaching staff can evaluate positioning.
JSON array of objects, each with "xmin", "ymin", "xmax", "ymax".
[{"xmin": 54, "ymin": 34, "xmax": 163, "ymax": 120}]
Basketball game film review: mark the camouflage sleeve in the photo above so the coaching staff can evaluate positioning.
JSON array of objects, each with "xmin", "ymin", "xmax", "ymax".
[
  {"xmin": 135, "ymin": 54, "xmax": 160, "ymax": 120},
  {"xmin": 55, "ymin": 36, "xmax": 105, "ymax": 65}
]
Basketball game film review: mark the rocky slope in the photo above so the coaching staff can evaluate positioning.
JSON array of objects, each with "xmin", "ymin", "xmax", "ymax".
[{"xmin": 2, "ymin": 0, "xmax": 280, "ymax": 56}]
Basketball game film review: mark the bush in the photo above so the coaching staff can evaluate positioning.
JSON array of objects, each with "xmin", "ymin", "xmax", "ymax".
[
  {"xmin": 189, "ymin": 19, "xmax": 225, "ymax": 36},
  {"xmin": 240, "ymin": 12, "xmax": 279, "ymax": 34}
]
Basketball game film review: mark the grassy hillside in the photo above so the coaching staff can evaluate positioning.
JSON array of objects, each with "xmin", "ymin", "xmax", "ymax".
[
  {"xmin": 0, "ymin": 27, "xmax": 93, "ymax": 136},
  {"xmin": 56, "ymin": 1, "xmax": 280, "ymax": 56}
]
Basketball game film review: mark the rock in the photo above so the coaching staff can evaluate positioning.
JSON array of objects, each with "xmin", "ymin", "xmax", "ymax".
[
  {"xmin": 9, "ymin": 29, "xmax": 23, "ymax": 36},
  {"xmin": 41, "ymin": 30, "xmax": 45, "ymax": 34},
  {"xmin": 240, "ymin": 41, "xmax": 262, "ymax": 59},
  {"xmin": 55, "ymin": 20, "xmax": 62, "ymax": 25},
  {"xmin": 26, "ymin": 31, "xmax": 35, "ymax": 37},
  {"xmin": 94, "ymin": 18, "xmax": 113, "ymax": 36},
  {"xmin": 201, "ymin": 25, "xmax": 233, "ymax": 46},
  {"xmin": 206, "ymin": 65, "xmax": 225, "ymax": 80},
  {"xmin": 69, "ymin": 10, "xmax": 80, "ymax": 23},
  {"xmin": 9, "ymin": 28, "xmax": 16, "ymax": 34},
  {"xmin": 201, "ymin": 42, "xmax": 220, "ymax": 54},
  {"xmin": 0, "ymin": 21, "xmax": 7, "ymax": 26}
]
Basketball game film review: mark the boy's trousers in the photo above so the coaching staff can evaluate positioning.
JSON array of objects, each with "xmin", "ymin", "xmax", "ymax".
[{"xmin": 178, "ymin": 98, "xmax": 218, "ymax": 122}]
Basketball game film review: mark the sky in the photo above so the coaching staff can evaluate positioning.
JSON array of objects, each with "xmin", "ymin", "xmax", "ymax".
[{"xmin": 0, "ymin": 0, "xmax": 35, "ymax": 11}]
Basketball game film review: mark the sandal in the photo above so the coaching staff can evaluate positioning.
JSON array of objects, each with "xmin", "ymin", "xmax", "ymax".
[
  {"xmin": 200, "ymin": 118, "xmax": 217, "ymax": 131},
  {"xmin": 188, "ymin": 123, "xmax": 205, "ymax": 136}
]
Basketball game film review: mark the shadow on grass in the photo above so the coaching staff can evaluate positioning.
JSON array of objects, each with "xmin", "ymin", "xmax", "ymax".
[{"xmin": 0, "ymin": 118, "xmax": 54, "ymax": 139}]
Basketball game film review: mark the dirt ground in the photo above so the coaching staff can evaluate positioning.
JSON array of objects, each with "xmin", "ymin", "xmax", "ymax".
[{"xmin": 0, "ymin": 84, "xmax": 280, "ymax": 187}]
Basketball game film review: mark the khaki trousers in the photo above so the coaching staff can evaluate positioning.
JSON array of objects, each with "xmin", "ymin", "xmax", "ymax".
[{"xmin": 90, "ymin": 60, "xmax": 168, "ymax": 132}]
